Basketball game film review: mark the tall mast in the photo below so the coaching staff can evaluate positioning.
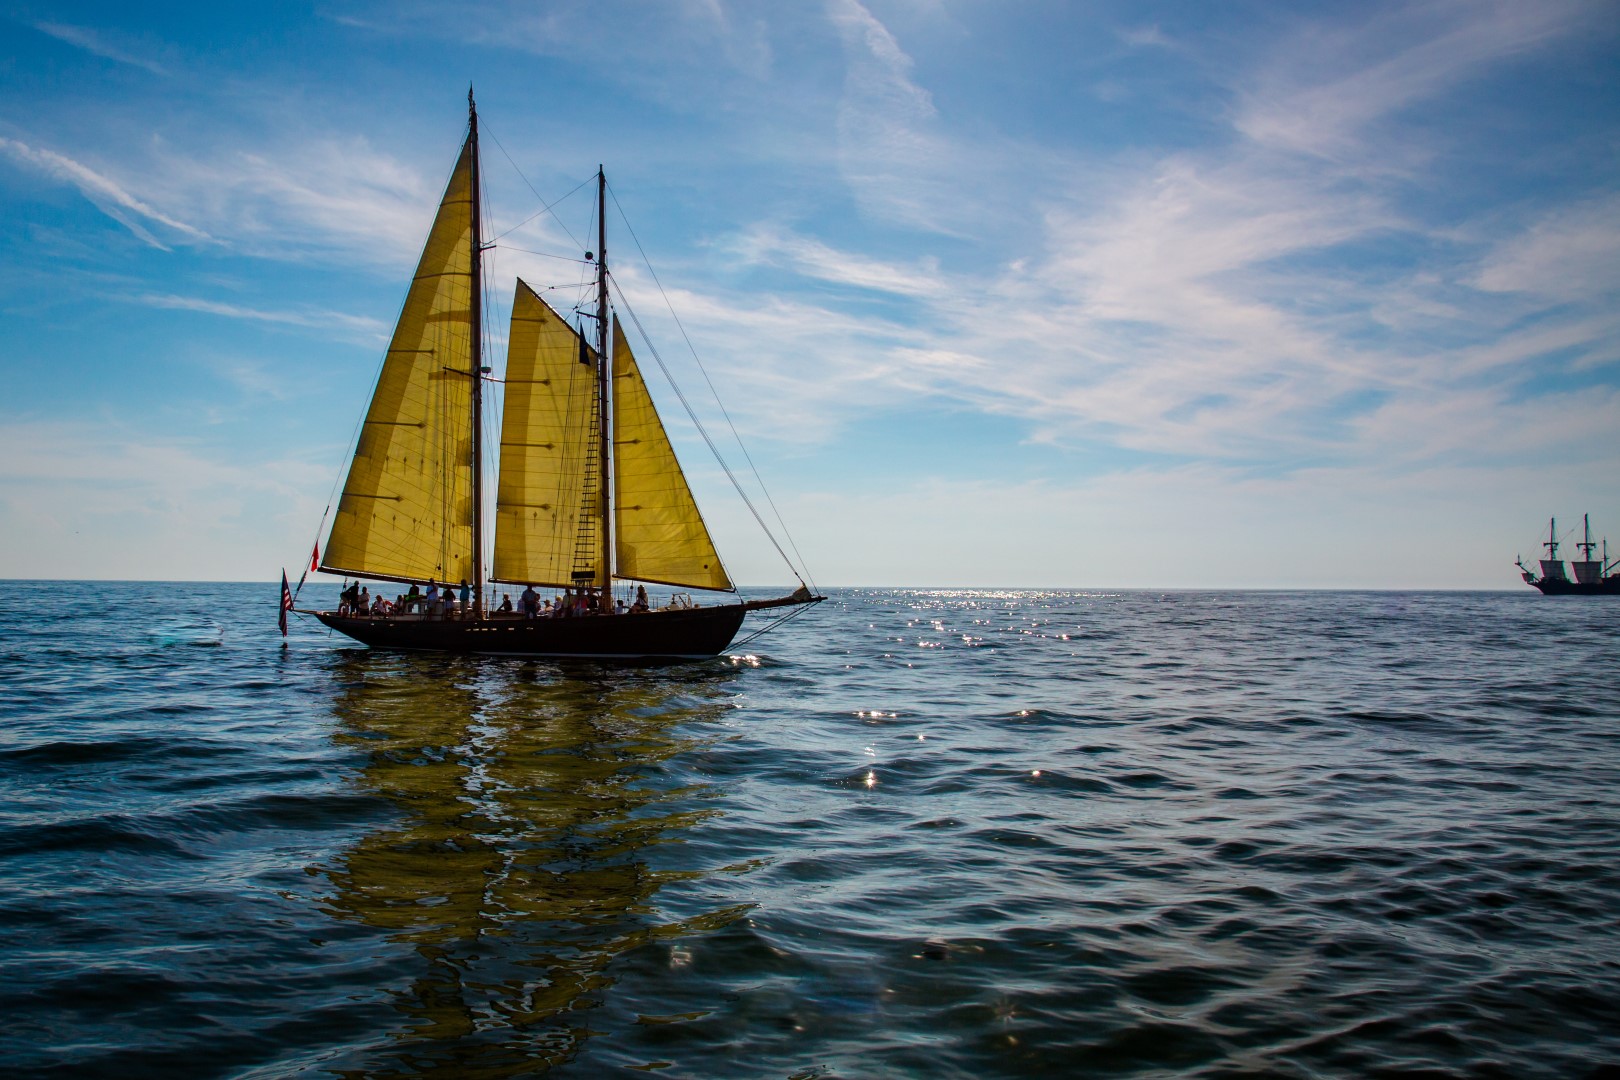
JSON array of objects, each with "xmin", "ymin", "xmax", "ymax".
[
  {"xmin": 1580, "ymin": 513, "xmax": 1595, "ymax": 560},
  {"xmin": 468, "ymin": 88, "xmax": 486, "ymax": 616},
  {"xmin": 1545, "ymin": 517, "xmax": 1559, "ymax": 559},
  {"xmin": 596, "ymin": 166, "xmax": 612, "ymax": 596}
]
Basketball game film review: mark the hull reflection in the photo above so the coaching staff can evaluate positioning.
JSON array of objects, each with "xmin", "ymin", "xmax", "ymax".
[{"xmin": 317, "ymin": 651, "xmax": 749, "ymax": 1076}]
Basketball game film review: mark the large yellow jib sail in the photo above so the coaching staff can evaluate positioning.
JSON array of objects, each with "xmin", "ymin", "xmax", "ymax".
[
  {"xmin": 323, "ymin": 137, "xmax": 478, "ymax": 585},
  {"xmin": 492, "ymin": 282, "xmax": 602, "ymax": 587},
  {"xmin": 612, "ymin": 330, "xmax": 732, "ymax": 591}
]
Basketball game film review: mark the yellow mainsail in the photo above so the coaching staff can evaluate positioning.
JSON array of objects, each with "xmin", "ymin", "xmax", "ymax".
[
  {"xmin": 492, "ymin": 282, "xmax": 602, "ymax": 587},
  {"xmin": 323, "ymin": 138, "xmax": 477, "ymax": 585},
  {"xmin": 612, "ymin": 330, "xmax": 732, "ymax": 591}
]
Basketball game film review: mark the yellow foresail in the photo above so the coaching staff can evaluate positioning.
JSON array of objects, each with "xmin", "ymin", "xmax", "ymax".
[
  {"xmin": 492, "ymin": 282, "xmax": 601, "ymax": 586},
  {"xmin": 612, "ymin": 330, "xmax": 732, "ymax": 591},
  {"xmin": 324, "ymin": 137, "xmax": 477, "ymax": 585}
]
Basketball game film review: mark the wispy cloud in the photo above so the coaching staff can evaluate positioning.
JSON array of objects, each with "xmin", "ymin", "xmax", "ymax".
[
  {"xmin": 0, "ymin": 124, "xmax": 457, "ymax": 269},
  {"xmin": 1475, "ymin": 193, "xmax": 1620, "ymax": 301},
  {"xmin": 33, "ymin": 21, "xmax": 169, "ymax": 77},
  {"xmin": 134, "ymin": 294, "xmax": 388, "ymax": 337},
  {"xmin": 827, "ymin": 0, "xmax": 954, "ymax": 231},
  {"xmin": 109, "ymin": 135, "xmax": 447, "ymax": 269},
  {"xmin": 732, "ymin": 224, "xmax": 945, "ymax": 298},
  {"xmin": 670, "ymin": 0, "xmax": 1618, "ymax": 477},
  {"xmin": 0, "ymin": 137, "xmax": 210, "ymax": 249},
  {"xmin": 1233, "ymin": 0, "xmax": 1593, "ymax": 159}
]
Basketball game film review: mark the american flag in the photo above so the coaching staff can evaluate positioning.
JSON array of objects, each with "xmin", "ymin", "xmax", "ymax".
[{"xmin": 279, "ymin": 570, "xmax": 293, "ymax": 637}]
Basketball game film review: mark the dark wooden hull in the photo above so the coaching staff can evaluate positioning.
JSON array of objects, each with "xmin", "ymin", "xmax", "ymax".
[
  {"xmin": 310, "ymin": 604, "xmax": 750, "ymax": 658},
  {"xmin": 1530, "ymin": 576, "xmax": 1620, "ymax": 595}
]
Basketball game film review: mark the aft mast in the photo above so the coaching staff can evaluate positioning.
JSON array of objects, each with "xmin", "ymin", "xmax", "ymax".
[
  {"xmin": 468, "ymin": 88, "xmax": 487, "ymax": 617},
  {"xmin": 596, "ymin": 167, "xmax": 613, "ymax": 602}
]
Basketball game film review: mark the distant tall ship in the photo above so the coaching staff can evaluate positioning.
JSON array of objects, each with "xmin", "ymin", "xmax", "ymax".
[
  {"xmin": 1516, "ymin": 515, "xmax": 1620, "ymax": 595},
  {"xmin": 290, "ymin": 92, "xmax": 821, "ymax": 656}
]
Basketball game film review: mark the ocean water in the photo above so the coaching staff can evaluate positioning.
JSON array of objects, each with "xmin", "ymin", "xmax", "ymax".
[{"xmin": 2, "ymin": 583, "xmax": 1618, "ymax": 1079}]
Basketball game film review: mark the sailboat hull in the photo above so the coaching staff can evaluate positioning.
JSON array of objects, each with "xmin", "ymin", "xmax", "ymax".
[
  {"xmin": 309, "ymin": 605, "xmax": 750, "ymax": 658},
  {"xmin": 1528, "ymin": 576, "xmax": 1620, "ymax": 596}
]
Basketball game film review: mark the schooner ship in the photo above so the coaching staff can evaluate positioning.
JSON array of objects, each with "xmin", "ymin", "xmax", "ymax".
[
  {"xmin": 292, "ymin": 93, "xmax": 821, "ymax": 656},
  {"xmin": 1516, "ymin": 515, "xmax": 1620, "ymax": 595}
]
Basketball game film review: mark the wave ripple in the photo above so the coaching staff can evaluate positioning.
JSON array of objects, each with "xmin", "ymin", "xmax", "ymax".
[{"xmin": 1, "ymin": 584, "xmax": 1617, "ymax": 1078}]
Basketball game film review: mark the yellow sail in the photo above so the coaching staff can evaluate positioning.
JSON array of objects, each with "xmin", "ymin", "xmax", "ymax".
[
  {"xmin": 612, "ymin": 330, "xmax": 732, "ymax": 591},
  {"xmin": 324, "ymin": 137, "xmax": 477, "ymax": 585},
  {"xmin": 492, "ymin": 282, "xmax": 602, "ymax": 586}
]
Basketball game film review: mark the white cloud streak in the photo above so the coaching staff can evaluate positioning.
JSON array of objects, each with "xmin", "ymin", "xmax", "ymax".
[
  {"xmin": 133, "ymin": 294, "xmax": 389, "ymax": 337},
  {"xmin": 676, "ymin": 0, "xmax": 1620, "ymax": 475},
  {"xmin": 828, "ymin": 0, "xmax": 956, "ymax": 231},
  {"xmin": 0, "ymin": 137, "xmax": 210, "ymax": 248},
  {"xmin": 33, "ymin": 21, "xmax": 169, "ymax": 77}
]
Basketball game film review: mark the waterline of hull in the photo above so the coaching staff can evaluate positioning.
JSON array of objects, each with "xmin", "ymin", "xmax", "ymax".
[
  {"xmin": 1528, "ymin": 577, "xmax": 1620, "ymax": 595},
  {"xmin": 309, "ymin": 604, "xmax": 749, "ymax": 658}
]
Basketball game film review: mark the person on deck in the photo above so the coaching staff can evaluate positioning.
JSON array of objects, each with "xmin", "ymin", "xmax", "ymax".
[
  {"xmin": 631, "ymin": 585, "xmax": 649, "ymax": 613},
  {"xmin": 520, "ymin": 584, "xmax": 539, "ymax": 618},
  {"xmin": 357, "ymin": 587, "xmax": 371, "ymax": 614},
  {"xmin": 405, "ymin": 583, "xmax": 422, "ymax": 613},
  {"xmin": 459, "ymin": 580, "xmax": 471, "ymax": 617},
  {"xmin": 615, "ymin": 597, "xmax": 626, "ymax": 615},
  {"xmin": 340, "ymin": 582, "xmax": 360, "ymax": 615},
  {"xmin": 497, "ymin": 594, "xmax": 513, "ymax": 613}
]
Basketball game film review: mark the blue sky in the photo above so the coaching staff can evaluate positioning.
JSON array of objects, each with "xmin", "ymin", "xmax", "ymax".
[{"xmin": 1, "ymin": 0, "xmax": 1617, "ymax": 587}]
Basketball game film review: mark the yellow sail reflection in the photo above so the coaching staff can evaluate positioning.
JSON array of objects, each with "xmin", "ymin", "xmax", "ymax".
[{"xmin": 319, "ymin": 654, "xmax": 749, "ymax": 1076}]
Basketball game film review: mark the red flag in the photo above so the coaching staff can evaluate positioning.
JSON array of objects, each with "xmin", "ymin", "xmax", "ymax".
[
  {"xmin": 309, "ymin": 542, "xmax": 320, "ymax": 573},
  {"xmin": 279, "ymin": 570, "xmax": 293, "ymax": 637}
]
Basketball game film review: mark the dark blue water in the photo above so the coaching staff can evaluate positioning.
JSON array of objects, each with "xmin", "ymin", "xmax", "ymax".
[{"xmin": 2, "ymin": 584, "xmax": 1618, "ymax": 1078}]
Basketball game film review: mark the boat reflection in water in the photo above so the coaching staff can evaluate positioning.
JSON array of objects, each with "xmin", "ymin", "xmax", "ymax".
[{"xmin": 317, "ymin": 650, "xmax": 749, "ymax": 1076}]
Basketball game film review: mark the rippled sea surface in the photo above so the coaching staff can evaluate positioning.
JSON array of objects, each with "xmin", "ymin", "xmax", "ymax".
[{"xmin": 3, "ymin": 583, "xmax": 1619, "ymax": 1078}]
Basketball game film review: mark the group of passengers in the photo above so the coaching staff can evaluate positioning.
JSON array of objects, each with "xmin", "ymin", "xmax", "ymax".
[
  {"xmin": 338, "ymin": 580, "xmax": 654, "ymax": 619},
  {"xmin": 513, "ymin": 583, "xmax": 651, "ymax": 619},
  {"xmin": 338, "ymin": 580, "xmax": 474, "ymax": 618}
]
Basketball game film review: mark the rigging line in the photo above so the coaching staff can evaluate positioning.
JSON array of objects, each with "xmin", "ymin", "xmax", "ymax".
[
  {"xmin": 492, "ymin": 245, "xmax": 592, "ymax": 264},
  {"xmin": 487, "ymin": 183, "xmax": 591, "ymax": 244},
  {"xmin": 611, "ymin": 278, "xmax": 802, "ymax": 587},
  {"xmin": 293, "ymin": 505, "xmax": 332, "ymax": 603},
  {"xmin": 732, "ymin": 599, "xmax": 817, "ymax": 648},
  {"xmin": 481, "ymin": 123, "xmax": 591, "ymax": 250},
  {"xmin": 606, "ymin": 183, "xmax": 817, "ymax": 592}
]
